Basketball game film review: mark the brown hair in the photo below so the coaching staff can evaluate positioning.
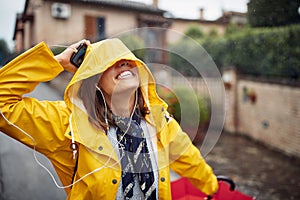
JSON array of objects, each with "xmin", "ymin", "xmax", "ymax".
[{"xmin": 78, "ymin": 74, "xmax": 149, "ymax": 132}]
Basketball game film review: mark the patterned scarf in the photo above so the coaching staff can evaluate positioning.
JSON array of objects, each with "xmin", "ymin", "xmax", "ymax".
[{"xmin": 113, "ymin": 111, "xmax": 156, "ymax": 200}]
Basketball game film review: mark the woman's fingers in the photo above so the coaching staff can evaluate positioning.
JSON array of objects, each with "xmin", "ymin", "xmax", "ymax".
[{"xmin": 55, "ymin": 39, "xmax": 90, "ymax": 73}]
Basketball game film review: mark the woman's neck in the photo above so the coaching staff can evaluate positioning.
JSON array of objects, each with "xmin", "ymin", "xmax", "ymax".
[{"xmin": 106, "ymin": 91, "xmax": 136, "ymax": 117}]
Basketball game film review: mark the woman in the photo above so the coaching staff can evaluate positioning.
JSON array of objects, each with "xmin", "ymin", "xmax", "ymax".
[{"xmin": 0, "ymin": 38, "xmax": 218, "ymax": 199}]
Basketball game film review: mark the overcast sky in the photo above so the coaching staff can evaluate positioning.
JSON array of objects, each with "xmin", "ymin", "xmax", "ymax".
[
  {"xmin": 144, "ymin": 0, "xmax": 249, "ymax": 19},
  {"xmin": 0, "ymin": 0, "xmax": 249, "ymax": 50}
]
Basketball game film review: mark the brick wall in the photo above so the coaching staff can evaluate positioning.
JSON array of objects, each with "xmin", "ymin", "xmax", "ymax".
[
  {"xmin": 236, "ymin": 79, "xmax": 300, "ymax": 157},
  {"xmin": 223, "ymin": 68, "xmax": 300, "ymax": 158},
  {"xmin": 118, "ymin": 67, "xmax": 300, "ymax": 158}
]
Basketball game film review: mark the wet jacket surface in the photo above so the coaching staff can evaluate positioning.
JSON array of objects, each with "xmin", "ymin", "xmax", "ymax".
[{"xmin": 0, "ymin": 39, "xmax": 218, "ymax": 199}]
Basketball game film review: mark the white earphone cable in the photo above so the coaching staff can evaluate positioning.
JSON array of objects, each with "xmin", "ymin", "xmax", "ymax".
[{"xmin": 0, "ymin": 89, "xmax": 139, "ymax": 189}]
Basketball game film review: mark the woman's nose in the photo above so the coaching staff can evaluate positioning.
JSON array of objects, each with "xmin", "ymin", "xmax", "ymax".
[
  {"xmin": 118, "ymin": 61, "xmax": 132, "ymax": 68},
  {"xmin": 120, "ymin": 61, "xmax": 128, "ymax": 67},
  {"xmin": 119, "ymin": 61, "xmax": 128, "ymax": 67}
]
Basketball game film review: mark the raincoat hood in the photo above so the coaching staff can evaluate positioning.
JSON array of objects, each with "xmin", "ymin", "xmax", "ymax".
[{"xmin": 64, "ymin": 38, "xmax": 167, "ymax": 148}]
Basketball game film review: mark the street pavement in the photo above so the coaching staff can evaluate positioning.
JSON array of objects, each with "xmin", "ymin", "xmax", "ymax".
[{"xmin": 203, "ymin": 133, "xmax": 300, "ymax": 200}]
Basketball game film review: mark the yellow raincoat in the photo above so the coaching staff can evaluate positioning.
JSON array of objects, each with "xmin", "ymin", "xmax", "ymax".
[{"xmin": 0, "ymin": 38, "xmax": 218, "ymax": 199}]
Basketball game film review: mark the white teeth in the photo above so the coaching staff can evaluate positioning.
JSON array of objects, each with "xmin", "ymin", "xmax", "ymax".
[{"xmin": 118, "ymin": 71, "xmax": 133, "ymax": 79}]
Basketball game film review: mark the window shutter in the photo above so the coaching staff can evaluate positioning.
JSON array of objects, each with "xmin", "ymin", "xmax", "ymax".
[{"xmin": 84, "ymin": 15, "xmax": 96, "ymax": 42}]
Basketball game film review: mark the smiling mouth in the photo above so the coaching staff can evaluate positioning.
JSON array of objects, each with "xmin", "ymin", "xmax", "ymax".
[{"xmin": 116, "ymin": 70, "xmax": 134, "ymax": 80}]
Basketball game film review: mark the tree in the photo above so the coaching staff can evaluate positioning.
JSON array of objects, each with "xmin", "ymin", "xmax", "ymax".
[
  {"xmin": 247, "ymin": 0, "xmax": 300, "ymax": 27},
  {"xmin": 167, "ymin": 25, "xmax": 222, "ymax": 77},
  {"xmin": 224, "ymin": 23, "xmax": 245, "ymax": 37},
  {"xmin": 207, "ymin": 28, "xmax": 218, "ymax": 38},
  {"xmin": 185, "ymin": 25, "xmax": 205, "ymax": 41},
  {"xmin": 0, "ymin": 39, "xmax": 11, "ymax": 66}
]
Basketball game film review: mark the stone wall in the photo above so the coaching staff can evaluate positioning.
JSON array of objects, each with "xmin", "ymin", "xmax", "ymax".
[{"xmin": 223, "ymin": 68, "xmax": 300, "ymax": 158}]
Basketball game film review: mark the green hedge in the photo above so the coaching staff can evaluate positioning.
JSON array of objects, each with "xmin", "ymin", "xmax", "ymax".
[
  {"xmin": 156, "ymin": 86, "xmax": 210, "ymax": 128},
  {"xmin": 203, "ymin": 25, "xmax": 300, "ymax": 80}
]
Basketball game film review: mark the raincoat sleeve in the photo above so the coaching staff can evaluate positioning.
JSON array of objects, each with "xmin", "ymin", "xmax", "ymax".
[
  {"xmin": 0, "ymin": 42, "xmax": 70, "ymax": 155},
  {"xmin": 168, "ymin": 119, "xmax": 218, "ymax": 195}
]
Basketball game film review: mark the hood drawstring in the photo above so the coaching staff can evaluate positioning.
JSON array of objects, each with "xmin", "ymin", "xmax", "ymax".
[
  {"xmin": 162, "ymin": 107, "xmax": 173, "ymax": 123},
  {"xmin": 69, "ymin": 114, "xmax": 78, "ymax": 159}
]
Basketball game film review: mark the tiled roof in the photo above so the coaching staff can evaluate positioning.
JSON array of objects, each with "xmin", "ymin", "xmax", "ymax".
[{"xmin": 70, "ymin": 0, "xmax": 165, "ymax": 14}]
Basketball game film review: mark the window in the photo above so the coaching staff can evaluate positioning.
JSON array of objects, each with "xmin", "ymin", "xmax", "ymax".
[
  {"xmin": 97, "ymin": 17, "xmax": 105, "ymax": 40},
  {"xmin": 85, "ymin": 15, "xmax": 106, "ymax": 42}
]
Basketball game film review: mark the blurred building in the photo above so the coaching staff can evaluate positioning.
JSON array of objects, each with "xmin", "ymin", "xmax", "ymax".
[
  {"xmin": 13, "ymin": 0, "xmax": 247, "ymax": 53},
  {"xmin": 13, "ymin": 0, "xmax": 168, "ymax": 52},
  {"xmin": 215, "ymin": 10, "xmax": 248, "ymax": 25}
]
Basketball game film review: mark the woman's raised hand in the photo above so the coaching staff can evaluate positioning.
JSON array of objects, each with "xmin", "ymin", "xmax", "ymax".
[{"xmin": 55, "ymin": 39, "xmax": 90, "ymax": 73}]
